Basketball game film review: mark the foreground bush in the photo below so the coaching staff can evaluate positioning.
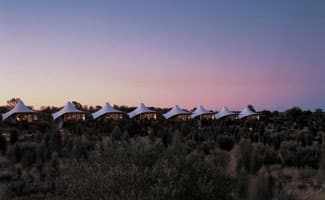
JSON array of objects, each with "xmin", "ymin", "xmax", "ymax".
[
  {"xmin": 217, "ymin": 135, "xmax": 235, "ymax": 151},
  {"xmin": 279, "ymin": 141, "xmax": 320, "ymax": 168},
  {"xmin": 49, "ymin": 138, "xmax": 234, "ymax": 200}
]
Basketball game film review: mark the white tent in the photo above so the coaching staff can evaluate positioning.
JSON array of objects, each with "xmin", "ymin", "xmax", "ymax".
[
  {"xmin": 128, "ymin": 103, "xmax": 156, "ymax": 118},
  {"xmin": 191, "ymin": 105, "xmax": 213, "ymax": 119},
  {"xmin": 52, "ymin": 102, "xmax": 84, "ymax": 120},
  {"xmin": 215, "ymin": 106, "xmax": 236, "ymax": 120},
  {"xmin": 163, "ymin": 105, "xmax": 190, "ymax": 119},
  {"xmin": 238, "ymin": 106, "xmax": 258, "ymax": 119},
  {"xmin": 2, "ymin": 100, "xmax": 36, "ymax": 120},
  {"xmin": 92, "ymin": 102, "xmax": 126, "ymax": 120}
]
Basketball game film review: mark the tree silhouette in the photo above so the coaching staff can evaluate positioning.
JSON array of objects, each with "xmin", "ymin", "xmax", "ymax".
[
  {"xmin": 248, "ymin": 104, "xmax": 256, "ymax": 112},
  {"xmin": 7, "ymin": 97, "xmax": 21, "ymax": 108},
  {"xmin": 72, "ymin": 101, "xmax": 82, "ymax": 110}
]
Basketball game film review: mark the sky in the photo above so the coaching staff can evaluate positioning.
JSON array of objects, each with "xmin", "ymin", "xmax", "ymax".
[{"xmin": 0, "ymin": 0, "xmax": 324, "ymax": 111}]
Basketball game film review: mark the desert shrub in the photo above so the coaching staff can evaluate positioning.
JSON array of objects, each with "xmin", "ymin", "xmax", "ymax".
[
  {"xmin": 111, "ymin": 126, "xmax": 122, "ymax": 141},
  {"xmin": 0, "ymin": 133, "xmax": 7, "ymax": 154},
  {"xmin": 6, "ymin": 143, "xmax": 39, "ymax": 168},
  {"xmin": 298, "ymin": 167, "xmax": 317, "ymax": 180},
  {"xmin": 20, "ymin": 143, "xmax": 38, "ymax": 168},
  {"xmin": 319, "ymin": 146, "xmax": 325, "ymax": 178},
  {"xmin": 62, "ymin": 135, "xmax": 74, "ymax": 158},
  {"xmin": 268, "ymin": 132, "xmax": 286, "ymax": 149},
  {"xmin": 161, "ymin": 130, "xmax": 173, "ymax": 147},
  {"xmin": 250, "ymin": 146, "xmax": 263, "ymax": 174},
  {"xmin": 72, "ymin": 137, "xmax": 90, "ymax": 160},
  {"xmin": 262, "ymin": 145, "xmax": 280, "ymax": 165},
  {"xmin": 251, "ymin": 132, "xmax": 261, "ymax": 143},
  {"xmin": 285, "ymin": 107, "xmax": 303, "ymax": 122},
  {"xmin": 9, "ymin": 172, "xmax": 37, "ymax": 196},
  {"xmin": 6, "ymin": 144, "xmax": 21, "ymax": 163},
  {"xmin": 10, "ymin": 129, "xmax": 18, "ymax": 145},
  {"xmin": 217, "ymin": 135, "xmax": 235, "ymax": 151},
  {"xmin": 48, "ymin": 130, "xmax": 62, "ymax": 155},
  {"xmin": 121, "ymin": 130, "xmax": 130, "ymax": 142},
  {"xmin": 21, "ymin": 149, "xmax": 36, "ymax": 169},
  {"xmin": 275, "ymin": 192, "xmax": 296, "ymax": 200},
  {"xmin": 50, "ymin": 138, "xmax": 233, "ymax": 200},
  {"xmin": 298, "ymin": 132, "xmax": 314, "ymax": 146},
  {"xmin": 250, "ymin": 144, "xmax": 280, "ymax": 173},
  {"xmin": 124, "ymin": 120, "xmax": 139, "ymax": 137},
  {"xmin": 248, "ymin": 174, "xmax": 273, "ymax": 200},
  {"xmin": 279, "ymin": 141, "xmax": 300, "ymax": 167},
  {"xmin": 237, "ymin": 168, "xmax": 249, "ymax": 199},
  {"xmin": 297, "ymin": 145, "xmax": 320, "ymax": 168},
  {"xmin": 47, "ymin": 153, "xmax": 60, "ymax": 178},
  {"xmin": 280, "ymin": 141, "xmax": 320, "ymax": 168},
  {"xmin": 238, "ymin": 139, "xmax": 253, "ymax": 173},
  {"xmin": 0, "ymin": 171, "xmax": 15, "ymax": 182},
  {"xmin": 36, "ymin": 141, "xmax": 50, "ymax": 164}
]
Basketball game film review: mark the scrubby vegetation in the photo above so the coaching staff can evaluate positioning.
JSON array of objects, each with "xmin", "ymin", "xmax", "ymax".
[{"xmin": 0, "ymin": 107, "xmax": 324, "ymax": 199}]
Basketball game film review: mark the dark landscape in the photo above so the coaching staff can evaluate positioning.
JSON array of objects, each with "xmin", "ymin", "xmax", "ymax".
[
  {"xmin": 1, "ymin": 1, "xmax": 325, "ymax": 199},
  {"xmin": 0, "ymin": 100, "xmax": 324, "ymax": 200}
]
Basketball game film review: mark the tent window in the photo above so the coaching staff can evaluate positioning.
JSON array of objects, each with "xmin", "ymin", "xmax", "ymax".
[{"xmin": 63, "ymin": 113, "xmax": 86, "ymax": 121}]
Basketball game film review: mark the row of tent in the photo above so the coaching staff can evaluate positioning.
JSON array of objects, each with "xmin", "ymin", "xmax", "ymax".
[{"xmin": 1, "ymin": 100, "xmax": 259, "ymax": 122}]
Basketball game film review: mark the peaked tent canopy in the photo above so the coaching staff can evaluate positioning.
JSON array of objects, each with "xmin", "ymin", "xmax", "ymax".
[
  {"xmin": 163, "ymin": 105, "xmax": 190, "ymax": 119},
  {"xmin": 238, "ymin": 106, "xmax": 258, "ymax": 119},
  {"xmin": 191, "ymin": 105, "xmax": 214, "ymax": 119},
  {"xmin": 92, "ymin": 102, "xmax": 126, "ymax": 120},
  {"xmin": 215, "ymin": 106, "xmax": 236, "ymax": 120},
  {"xmin": 2, "ymin": 100, "xmax": 36, "ymax": 120},
  {"xmin": 52, "ymin": 102, "xmax": 84, "ymax": 120},
  {"xmin": 128, "ymin": 103, "xmax": 156, "ymax": 118}
]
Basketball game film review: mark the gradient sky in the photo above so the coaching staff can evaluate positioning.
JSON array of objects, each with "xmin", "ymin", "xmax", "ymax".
[{"xmin": 0, "ymin": 0, "xmax": 324, "ymax": 111}]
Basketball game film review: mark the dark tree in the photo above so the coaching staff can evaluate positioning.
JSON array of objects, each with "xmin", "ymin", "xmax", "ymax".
[
  {"xmin": 72, "ymin": 101, "xmax": 83, "ymax": 110},
  {"xmin": 7, "ymin": 97, "xmax": 21, "ymax": 108},
  {"xmin": 248, "ymin": 104, "xmax": 256, "ymax": 112}
]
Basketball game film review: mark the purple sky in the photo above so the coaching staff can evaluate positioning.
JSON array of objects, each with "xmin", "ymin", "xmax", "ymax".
[{"xmin": 0, "ymin": 0, "xmax": 324, "ymax": 111}]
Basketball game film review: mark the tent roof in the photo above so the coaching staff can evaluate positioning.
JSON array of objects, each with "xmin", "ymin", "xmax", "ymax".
[
  {"xmin": 128, "ymin": 103, "xmax": 156, "ymax": 118},
  {"xmin": 2, "ymin": 100, "xmax": 36, "ymax": 120},
  {"xmin": 92, "ymin": 102, "xmax": 125, "ymax": 119},
  {"xmin": 191, "ymin": 105, "xmax": 213, "ymax": 118},
  {"xmin": 163, "ymin": 105, "xmax": 190, "ymax": 119},
  {"xmin": 238, "ymin": 106, "xmax": 258, "ymax": 119},
  {"xmin": 215, "ymin": 106, "xmax": 236, "ymax": 120},
  {"xmin": 52, "ymin": 102, "xmax": 84, "ymax": 120}
]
